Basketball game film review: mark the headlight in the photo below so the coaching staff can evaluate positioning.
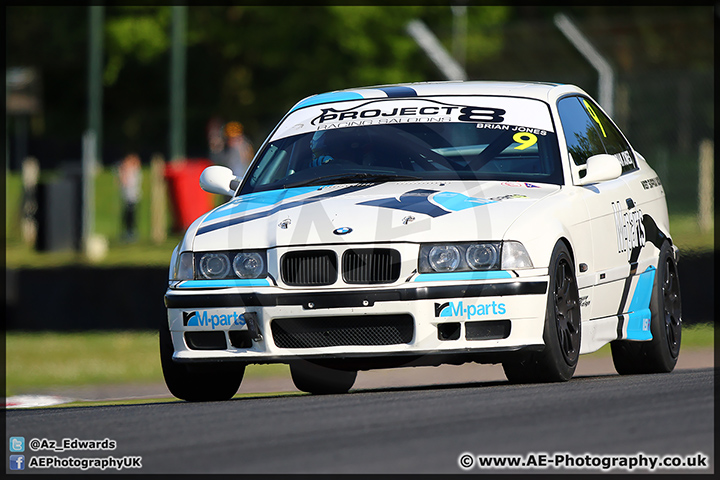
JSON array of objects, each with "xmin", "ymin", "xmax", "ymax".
[
  {"xmin": 419, "ymin": 242, "xmax": 502, "ymax": 272},
  {"xmin": 501, "ymin": 241, "xmax": 533, "ymax": 269},
  {"xmin": 198, "ymin": 253, "xmax": 231, "ymax": 279},
  {"xmin": 428, "ymin": 245, "xmax": 461, "ymax": 272},
  {"xmin": 419, "ymin": 241, "xmax": 530, "ymax": 273},
  {"xmin": 194, "ymin": 250, "xmax": 268, "ymax": 280},
  {"xmin": 233, "ymin": 252, "xmax": 265, "ymax": 278},
  {"xmin": 466, "ymin": 243, "xmax": 500, "ymax": 269}
]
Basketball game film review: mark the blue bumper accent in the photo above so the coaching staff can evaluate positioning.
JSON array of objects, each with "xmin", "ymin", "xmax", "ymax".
[
  {"xmin": 413, "ymin": 271, "xmax": 513, "ymax": 282},
  {"xmin": 177, "ymin": 279, "xmax": 272, "ymax": 289}
]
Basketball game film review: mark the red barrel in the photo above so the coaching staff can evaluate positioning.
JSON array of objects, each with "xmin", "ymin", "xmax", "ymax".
[{"xmin": 164, "ymin": 158, "xmax": 214, "ymax": 232}]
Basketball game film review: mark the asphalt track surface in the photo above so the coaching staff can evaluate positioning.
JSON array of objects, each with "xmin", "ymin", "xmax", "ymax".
[{"xmin": 6, "ymin": 367, "xmax": 714, "ymax": 474}]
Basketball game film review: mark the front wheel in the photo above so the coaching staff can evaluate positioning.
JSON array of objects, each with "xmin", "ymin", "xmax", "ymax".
[
  {"xmin": 290, "ymin": 361, "xmax": 357, "ymax": 394},
  {"xmin": 611, "ymin": 242, "xmax": 682, "ymax": 374},
  {"xmin": 503, "ymin": 241, "xmax": 581, "ymax": 383},
  {"xmin": 160, "ymin": 319, "xmax": 244, "ymax": 402}
]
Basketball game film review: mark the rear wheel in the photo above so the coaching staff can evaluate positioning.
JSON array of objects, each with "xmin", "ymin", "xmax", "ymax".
[
  {"xmin": 503, "ymin": 241, "xmax": 581, "ymax": 383},
  {"xmin": 611, "ymin": 242, "xmax": 682, "ymax": 374},
  {"xmin": 290, "ymin": 361, "xmax": 357, "ymax": 394},
  {"xmin": 160, "ymin": 318, "xmax": 244, "ymax": 401}
]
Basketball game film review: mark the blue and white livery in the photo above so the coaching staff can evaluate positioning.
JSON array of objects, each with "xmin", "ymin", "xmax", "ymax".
[{"xmin": 162, "ymin": 81, "xmax": 682, "ymax": 401}]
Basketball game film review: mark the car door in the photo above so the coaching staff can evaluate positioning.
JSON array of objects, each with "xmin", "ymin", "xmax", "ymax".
[{"xmin": 556, "ymin": 95, "xmax": 638, "ymax": 323}]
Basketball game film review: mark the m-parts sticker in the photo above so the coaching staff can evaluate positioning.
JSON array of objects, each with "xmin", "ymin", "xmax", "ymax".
[
  {"xmin": 435, "ymin": 300, "xmax": 507, "ymax": 319},
  {"xmin": 183, "ymin": 310, "xmax": 247, "ymax": 330}
]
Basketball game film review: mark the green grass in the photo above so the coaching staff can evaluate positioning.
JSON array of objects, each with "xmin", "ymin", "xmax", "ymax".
[
  {"xmin": 6, "ymin": 331, "xmax": 163, "ymax": 395},
  {"xmin": 676, "ymin": 323, "xmax": 715, "ymax": 348},
  {"xmin": 4, "ymin": 330, "xmax": 290, "ymax": 396},
  {"xmin": 5, "ymin": 324, "xmax": 713, "ymax": 397},
  {"xmin": 668, "ymin": 213, "xmax": 714, "ymax": 254}
]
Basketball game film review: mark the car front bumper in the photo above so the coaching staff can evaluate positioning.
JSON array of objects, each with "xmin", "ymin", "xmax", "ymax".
[{"xmin": 164, "ymin": 275, "xmax": 550, "ymax": 367}]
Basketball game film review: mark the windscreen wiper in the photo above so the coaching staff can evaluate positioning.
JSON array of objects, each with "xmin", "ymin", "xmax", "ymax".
[{"xmin": 285, "ymin": 172, "xmax": 423, "ymax": 188}]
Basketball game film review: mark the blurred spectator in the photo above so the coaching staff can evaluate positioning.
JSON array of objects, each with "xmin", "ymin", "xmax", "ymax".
[
  {"xmin": 117, "ymin": 153, "xmax": 142, "ymax": 242},
  {"xmin": 222, "ymin": 121, "xmax": 254, "ymax": 178},
  {"xmin": 206, "ymin": 116, "xmax": 226, "ymax": 166},
  {"xmin": 21, "ymin": 157, "xmax": 40, "ymax": 245}
]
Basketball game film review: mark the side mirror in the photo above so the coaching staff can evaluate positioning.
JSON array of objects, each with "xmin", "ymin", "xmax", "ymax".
[
  {"xmin": 576, "ymin": 153, "xmax": 622, "ymax": 185},
  {"xmin": 199, "ymin": 165, "xmax": 239, "ymax": 196}
]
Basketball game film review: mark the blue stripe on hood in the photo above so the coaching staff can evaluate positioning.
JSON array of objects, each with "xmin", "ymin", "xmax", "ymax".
[
  {"xmin": 203, "ymin": 186, "xmax": 319, "ymax": 223},
  {"xmin": 197, "ymin": 184, "xmax": 377, "ymax": 236}
]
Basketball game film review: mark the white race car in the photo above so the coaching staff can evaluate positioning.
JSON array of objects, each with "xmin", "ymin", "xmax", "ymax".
[{"xmin": 162, "ymin": 81, "xmax": 682, "ymax": 401}]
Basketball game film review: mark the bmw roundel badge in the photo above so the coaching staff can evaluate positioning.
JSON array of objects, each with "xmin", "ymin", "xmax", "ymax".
[{"xmin": 333, "ymin": 227, "xmax": 353, "ymax": 235}]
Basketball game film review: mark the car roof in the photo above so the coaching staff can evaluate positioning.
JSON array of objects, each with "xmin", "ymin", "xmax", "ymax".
[{"xmin": 290, "ymin": 81, "xmax": 588, "ymax": 112}]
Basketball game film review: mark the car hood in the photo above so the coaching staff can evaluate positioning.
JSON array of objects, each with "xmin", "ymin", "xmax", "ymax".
[{"xmin": 190, "ymin": 181, "xmax": 560, "ymax": 251}]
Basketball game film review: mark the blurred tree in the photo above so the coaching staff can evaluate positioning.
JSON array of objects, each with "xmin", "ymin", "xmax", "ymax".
[
  {"xmin": 104, "ymin": 6, "xmax": 171, "ymax": 86},
  {"xmin": 6, "ymin": 5, "xmax": 510, "ymax": 164},
  {"xmin": 185, "ymin": 5, "xmax": 511, "ymax": 147},
  {"xmin": 6, "ymin": 5, "xmax": 711, "ymax": 169}
]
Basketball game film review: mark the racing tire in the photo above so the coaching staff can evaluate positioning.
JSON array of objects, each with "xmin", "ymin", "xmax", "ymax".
[
  {"xmin": 610, "ymin": 242, "xmax": 682, "ymax": 375},
  {"xmin": 502, "ymin": 241, "xmax": 581, "ymax": 383},
  {"xmin": 290, "ymin": 361, "xmax": 357, "ymax": 395},
  {"xmin": 159, "ymin": 318, "xmax": 244, "ymax": 402}
]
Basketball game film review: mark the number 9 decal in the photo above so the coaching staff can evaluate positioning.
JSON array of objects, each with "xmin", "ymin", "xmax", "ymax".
[{"xmin": 513, "ymin": 132, "xmax": 538, "ymax": 150}]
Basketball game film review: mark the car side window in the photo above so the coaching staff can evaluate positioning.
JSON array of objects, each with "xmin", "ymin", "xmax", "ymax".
[
  {"xmin": 577, "ymin": 97, "xmax": 637, "ymax": 173},
  {"xmin": 557, "ymin": 95, "xmax": 637, "ymax": 174},
  {"xmin": 557, "ymin": 96, "xmax": 606, "ymax": 168}
]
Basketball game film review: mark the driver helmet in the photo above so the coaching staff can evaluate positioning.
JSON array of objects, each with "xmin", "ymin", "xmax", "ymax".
[{"xmin": 310, "ymin": 130, "xmax": 334, "ymax": 166}]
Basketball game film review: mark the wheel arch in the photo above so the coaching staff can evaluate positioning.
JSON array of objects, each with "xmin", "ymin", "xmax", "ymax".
[{"xmin": 556, "ymin": 236, "xmax": 575, "ymax": 266}]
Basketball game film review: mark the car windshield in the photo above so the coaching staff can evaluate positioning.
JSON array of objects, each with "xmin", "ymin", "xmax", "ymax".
[{"xmin": 240, "ymin": 97, "xmax": 563, "ymax": 194}]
